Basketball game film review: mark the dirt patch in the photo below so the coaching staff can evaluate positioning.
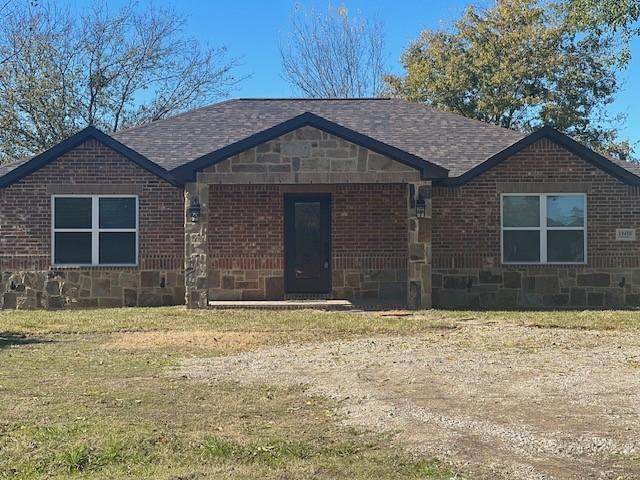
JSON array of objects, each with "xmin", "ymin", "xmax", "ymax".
[
  {"xmin": 180, "ymin": 323, "xmax": 640, "ymax": 479},
  {"xmin": 105, "ymin": 330, "xmax": 319, "ymax": 354}
]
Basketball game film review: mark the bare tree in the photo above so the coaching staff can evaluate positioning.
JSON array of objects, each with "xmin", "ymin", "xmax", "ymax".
[
  {"xmin": 280, "ymin": 3, "xmax": 385, "ymax": 98},
  {"xmin": 0, "ymin": 0, "xmax": 243, "ymax": 161},
  {"xmin": 0, "ymin": 0, "xmax": 24, "ymax": 66}
]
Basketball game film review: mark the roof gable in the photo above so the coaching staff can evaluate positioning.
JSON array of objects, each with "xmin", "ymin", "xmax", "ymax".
[
  {"xmin": 169, "ymin": 112, "xmax": 449, "ymax": 182},
  {"xmin": 0, "ymin": 127, "xmax": 179, "ymax": 188},
  {"xmin": 113, "ymin": 98, "xmax": 525, "ymax": 175},
  {"xmin": 437, "ymin": 127, "xmax": 640, "ymax": 186}
]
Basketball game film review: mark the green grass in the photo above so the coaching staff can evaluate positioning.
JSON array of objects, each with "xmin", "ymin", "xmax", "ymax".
[
  {"xmin": 0, "ymin": 306, "xmax": 637, "ymax": 336},
  {"xmin": 0, "ymin": 306, "xmax": 636, "ymax": 479},
  {"xmin": 0, "ymin": 307, "xmax": 467, "ymax": 479},
  {"xmin": 0, "ymin": 307, "xmax": 451, "ymax": 335}
]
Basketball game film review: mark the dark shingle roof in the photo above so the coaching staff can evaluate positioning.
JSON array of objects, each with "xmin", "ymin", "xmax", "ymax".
[
  {"xmin": 1, "ymin": 98, "xmax": 639, "ymax": 182},
  {"xmin": 612, "ymin": 157, "xmax": 640, "ymax": 176},
  {"xmin": 113, "ymin": 98, "xmax": 526, "ymax": 177},
  {"xmin": 0, "ymin": 157, "xmax": 31, "ymax": 175}
]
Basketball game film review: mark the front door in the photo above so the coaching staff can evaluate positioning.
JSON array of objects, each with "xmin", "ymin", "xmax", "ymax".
[{"xmin": 284, "ymin": 194, "xmax": 331, "ymax": 294}]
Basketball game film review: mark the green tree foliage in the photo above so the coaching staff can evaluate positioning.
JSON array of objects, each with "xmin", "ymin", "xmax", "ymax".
[
  {"xmin": 565, "ymin": 0, "xmax": 640, "ymax": 64},
  {"xmin": 0, "ymin": 1, "xmax": 242, "ymax": 162},
  {"xmin": 566, "ymin": 0, "xmax": 640, "ymax": 34},
  {"xmin": 385, "ymin": 0, "xmax": 633, "ymax": 160}
]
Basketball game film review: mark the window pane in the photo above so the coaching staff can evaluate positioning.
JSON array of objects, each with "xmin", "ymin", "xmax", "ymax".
[
  {"xmin": 294, "ymin": 202, "xmax": 322, "ymax": 279},
  {"xmin": 547, "ymin": 195, "xmax": 585, "ymax": 227},
  {"xmin": 503, "ymin": 230, "xmax": 540, "ymax": 262},
  {"xmin": 503, "ymin": 196, "xmax": 540, "ymax": 227},
  {"xmin": 54, "ymin": 232, "xmax": 92, "ymax": 264},
  {"xmin": 99, "ymin": 232, "xmax": 136, "ymax": 264},
  {"xmin": 99, "ymin": 197, "xmax": 136, "ymax": 229},
  {"xmin": 548, "ymin": 230, "xmax": 584, "ymax": 263},
  {"xmin": 54, "ymin": 197, "xmax": 92, "ymax": 229}
]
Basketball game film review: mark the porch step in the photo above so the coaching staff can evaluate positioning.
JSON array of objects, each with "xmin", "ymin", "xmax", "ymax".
[
  {"xmin": 207, "ymin": 299, "xmax": 354, "ymax": 311},
  {"xmin": 284, "ymin": 293, "xmax": 333, "ymax": 300}
]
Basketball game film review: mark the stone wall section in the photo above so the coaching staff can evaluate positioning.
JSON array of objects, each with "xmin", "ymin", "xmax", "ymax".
[
  {"xmin": 408, "ymin": 182, "xmax": 432, "ymax": 308},
  {"xmin": 200, "ymin": 126, "xmax": 421, "ymax": 184},
  {"xmin": 1, "ymin": 269, "xmax": 184, "ymax": 309},
  {"xmin": 432, "ymin": 138, "xmax": 640, "ymax": 308},
  {"xmin": 433, "ymin": 267, "xmax": 640, "ymax": 309},
  {"xmin": 184, "ymin": 182, "xmax": 209, "ymax": 308}
]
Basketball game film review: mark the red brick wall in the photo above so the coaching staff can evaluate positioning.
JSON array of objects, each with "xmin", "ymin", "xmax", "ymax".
[
  {"xmin": 0, "ymin": 139, "xmax": 184, "ymax": 270},
  {"xmin": 431, "ymin": 138, "xmax": 640, "ymax": 309},
  {"xmin": 209, "ymin": 185, "xmax": 283, "ymax": 257},
  {"xmin": 333, "ymin": 184, "xmax": 407, "ymax": 255},
  {"xmin": 208, "ymin": 183, "xmax": 408, "ymax": 301},
  {"xmin": 209, "ymin": 184, "xmax": 407, "ymax": 262},
  {"xmin": 433, "ymin": 138, "xmax": 640, "ymax": 268}
]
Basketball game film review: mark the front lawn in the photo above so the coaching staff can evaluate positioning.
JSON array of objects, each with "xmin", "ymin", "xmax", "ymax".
[{"xmin": 0, "ymin": 307, "xmax": 637, "ymax": 479}]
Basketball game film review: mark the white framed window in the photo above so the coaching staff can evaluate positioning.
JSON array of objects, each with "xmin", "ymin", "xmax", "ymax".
[
  {"xmin": 51, "ymin": 195, "xmax": 138, "ymax": 267},
  {"xmin": 501, "ymin": 193, "xmax": 586, "ymax": 264}
]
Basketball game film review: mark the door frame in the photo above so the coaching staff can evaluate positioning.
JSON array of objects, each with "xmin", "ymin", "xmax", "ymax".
[{"xmin": 283, "ymin": 193, "xmax": 332, "ymax": 294}]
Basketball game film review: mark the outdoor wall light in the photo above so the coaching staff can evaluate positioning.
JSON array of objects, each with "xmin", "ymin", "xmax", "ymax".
[
  {"xmin": 189, "ymin": 196, "xmax": 201, "ymax": 223},
  {"xmin": 415, "ymin": 196, "xmax": 426, "ymax": 218}
]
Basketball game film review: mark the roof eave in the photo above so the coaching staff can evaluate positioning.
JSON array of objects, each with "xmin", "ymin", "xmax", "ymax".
[
  {"xmin": 435, "ymin": 126, "xmax": 640, "ymax": 187},
  {"xmin": 0, "ymin": 126, "xmax": 181, "ymax": 188}
]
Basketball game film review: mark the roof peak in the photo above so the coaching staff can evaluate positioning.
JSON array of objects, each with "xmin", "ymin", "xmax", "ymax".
[{"xmin": 111, "ymin": 96, "xmax": 529, "ymax": 177}]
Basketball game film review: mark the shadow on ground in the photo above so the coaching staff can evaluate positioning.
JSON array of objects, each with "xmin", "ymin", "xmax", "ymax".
[{"xmin": 0, "ymin": 332, "xmax": 52, "ymax": 349}]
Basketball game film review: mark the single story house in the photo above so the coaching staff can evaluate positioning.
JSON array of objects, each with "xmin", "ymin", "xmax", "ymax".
[{"xmin": 1, "ymin": 98, "xmax": 639, "ymax": 310}]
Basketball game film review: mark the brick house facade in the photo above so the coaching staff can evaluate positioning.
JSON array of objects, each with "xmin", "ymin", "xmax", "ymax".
[
  {"xmin": 0, "ymin": 139, "xmax": 184, "ymax": 309},
  {"xmin": 0, "ymin": 99, "xmax": 638, "ymax": 309},
  {"xmin": 208, "ymin": 183, "xmax": 408, "ymax": 302},
  {"xmin": 432, "ymin": 138, "xmax": 640, "ymax": 308},
  {"xmin": 191, "ymin": 125, "xmax": 429, "ymax": 307}
]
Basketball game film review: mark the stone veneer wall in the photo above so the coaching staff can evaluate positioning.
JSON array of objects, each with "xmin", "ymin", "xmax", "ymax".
[
  {"xmin": 202, "ymin": 126, "xmax": 419, "ymax": 181},
  {"xmin": 433, "ymin": 267, "xmax": 640, "ymax": 309},
  {"xmin": 407, "ymin": 182, "xmax": 433, "ymax": 308},
  {"xmin": 432, "ymin": 138, "xmax": 640, "ymax": 309},
  {"xmin": 1, "ymin": 269, "xmax": 184, "ymax": 309},
  {"xmin": 0, "ymin": 139, "xmax": 185, "ymax": 309}
]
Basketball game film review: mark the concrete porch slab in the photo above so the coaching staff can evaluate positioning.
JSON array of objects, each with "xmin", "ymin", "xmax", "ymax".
[{"xmin": 207, "ymin": 299, "xmax": 354, "ymax": 311}]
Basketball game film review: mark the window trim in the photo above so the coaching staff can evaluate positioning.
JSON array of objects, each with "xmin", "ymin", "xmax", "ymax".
[
  {"xmin": 51, "ymin": 194, "xmax": 139, "ymax": 267},
  {"xmin": 501, "ymin": 193, "xmax": 587, "ymax": 265}
]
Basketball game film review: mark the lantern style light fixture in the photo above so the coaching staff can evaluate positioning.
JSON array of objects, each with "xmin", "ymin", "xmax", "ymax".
[
  {"xmin": 189, "ymin": 196, "xmax": 201, "ymax": 223},
  {"xmin": 415, "ymin": 195, "xmax": 426, "ymax": 218}
]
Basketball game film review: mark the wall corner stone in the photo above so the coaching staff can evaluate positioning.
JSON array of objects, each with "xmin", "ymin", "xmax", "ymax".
[
  {"xmin": 407, "ymin": 181, "xmax": 432, "ymax": 308},
  {"xmin": 184, "ymin": 181, "xmax": 209, "ymax": 308}
]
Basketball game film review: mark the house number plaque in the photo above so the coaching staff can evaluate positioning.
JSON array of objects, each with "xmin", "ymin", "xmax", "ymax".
[{"xmin": 616, "ymin": 229, "xmax": 636, "ymax": 241}]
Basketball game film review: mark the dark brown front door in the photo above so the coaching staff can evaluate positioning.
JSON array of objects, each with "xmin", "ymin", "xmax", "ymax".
[{"xmin": 284, "ymin": 194, "xmax": 331, "ymax": 294}]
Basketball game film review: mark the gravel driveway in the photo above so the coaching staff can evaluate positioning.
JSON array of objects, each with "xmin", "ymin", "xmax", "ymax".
[{"xmin": 180, "ymin": 320, "xmax": 640, "ymax": 479}]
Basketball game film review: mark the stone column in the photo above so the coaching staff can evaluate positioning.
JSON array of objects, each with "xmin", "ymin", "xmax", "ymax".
[
  {"xmin": 184, "ymin": 180, "xmax": 209, "ymax": 308},
  {"xmin": 407, "ymin": 181, "xmax": 432, "ymax": 308}
]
